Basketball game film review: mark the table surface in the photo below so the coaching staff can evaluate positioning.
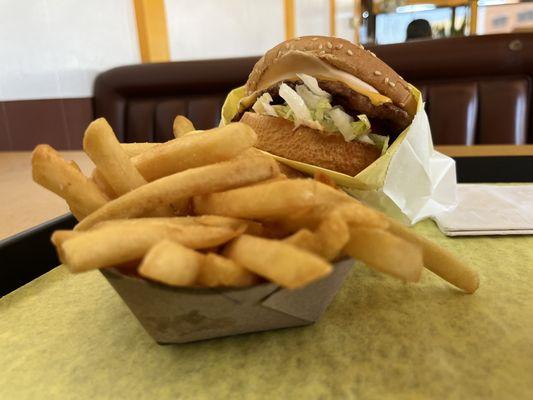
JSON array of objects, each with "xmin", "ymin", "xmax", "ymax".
[
  {"xmin": 435, "ymin": 144, "xmax": 533, "ymax": 157},
  {"xmin": 1, "ymin": 148, "xmax": 533, "ymax": 398},
  {"xmin": 2, "ymin": 221, "xmax": 533, "ymax": 399}
]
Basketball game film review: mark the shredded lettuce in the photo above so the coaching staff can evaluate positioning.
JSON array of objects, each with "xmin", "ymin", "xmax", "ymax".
[
  {"xmin": 369, "ymin": 133, "xmax": 389, "ymax": 154},
  {"xmin": 329, "ymin": 107, "xmax": 356, "ymax": 142},
  {"xmin": 296, "ymin": 73, "xmax": 331, "ymax": 98},
  {"xmin": 278, "ymin": 83, "xmax": 322, "ymax": 130},
  {"xmin": 252, "ymin": 93, "xmax": 278, "ymax": 117},
  {"xmin": 251, "ymin": 74, "xmax": 389, "ymax": 149}
]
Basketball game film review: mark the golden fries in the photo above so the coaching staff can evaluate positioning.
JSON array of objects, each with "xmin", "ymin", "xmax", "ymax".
[
  {"xmin": 172, "ymin": 115, "xmax": 195, "ymax": 138},
  {"xmin": 139, "ymin": 240, "xmax": 203, "ymax": 286},
  {"xmin": 198, "ymin": 253, "xmax": 259, "ymax": 287},
  {"xmin": 59, "ymin": 220, "xmax": 241, "ymax": 272},
  {"xmin": 75, "ymin": 155, "xmax": 279, "ymax": 230},
  {"xmin": 91, "ymin": 168, "xmax": 117, "ymax": 199},
  {"xmin": 313, "ymin": 209, "xmax": 350, "ymax": 261},
  {"xmin": 225, "ymin": 235, "xmax": 332, "ymax": 289},
  {"xmin": 283, "ymin": 229, "xmax": 321, "ymax": 255},
  {"xmin": 121, "ymin": 142, "xmax": 159, "ymax": 157},
  {"xmin": 132, "ymin": 123, "xmax": 257, "ymax": 181},
  {"xmin": 32, "ymin": 144, "xmax": 108, "ymax": 219},
  {"xmin": 388, "ymin": 220, "xmax": 479, "ymax": 293},
  {"xmin": 32, "ymin": 116, "xmax": 478, "ymax": 293},
  {"xmin": 83, "ymin": 118, "xmax": 147, "ymax": 196},
  {"xmin": 194, "ymin": 179, "xmax": 319, "ymax": 220},
  {"xmin": 344, "ymin": 227, "xmax": 423, "ymax": 282}
]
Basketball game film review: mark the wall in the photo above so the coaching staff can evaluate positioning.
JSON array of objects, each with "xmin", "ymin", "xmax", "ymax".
[
  {"xmin": 164, "ymin": 0, "xmax": 284, "ymax": 61},
  {"xmin": 0, "ymin": 0, "xmax": 140, "ymax": 149}
]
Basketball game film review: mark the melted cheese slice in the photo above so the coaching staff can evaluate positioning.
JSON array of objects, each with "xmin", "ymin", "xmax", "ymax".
[{"xmin": 255, "ymin": 51, "xmax": 392, "ymax": 106}]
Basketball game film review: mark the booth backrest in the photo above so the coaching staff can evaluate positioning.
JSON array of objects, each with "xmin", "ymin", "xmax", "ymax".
[{"xmin": 94, "ymin": 33, "xmax": 533, "ymax": 145}]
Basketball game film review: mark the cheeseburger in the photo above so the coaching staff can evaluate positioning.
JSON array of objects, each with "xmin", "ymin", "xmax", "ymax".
[{"xmin": 232, "ymin": 36, "xmax": 417, "ymax": 176}]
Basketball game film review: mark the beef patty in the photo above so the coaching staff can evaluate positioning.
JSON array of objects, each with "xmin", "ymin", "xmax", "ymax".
[{"xmin": 235, "ymin": 79, "xmax": 413, "ymax": 138}]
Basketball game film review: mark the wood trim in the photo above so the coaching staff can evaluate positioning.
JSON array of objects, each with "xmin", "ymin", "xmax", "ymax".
[
  {"xmin": 133, "ymin": 0, "xmax": 170, "ymax": 63},
  {"xmin": 329, "ymin": 0, "xmax": 336, "ymax": 37},
  {"xmin": 284, "ymin": 0, "xmax": 295, "ymax": 40},
  {"xmin": 354, "ymin": 0, "xmax": 361, "ymax": 44},
  {"xmin": 469, "ymin": 0, "xmax": 478, "ymax": 35},
  {"xmin": 435, "ymin": 145, "xmax": 533, "ymax": 157}
]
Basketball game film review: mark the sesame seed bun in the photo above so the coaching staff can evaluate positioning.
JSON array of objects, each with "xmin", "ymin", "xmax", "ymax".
[
  {"xmin": 246, "ymin": 36, "xmax": 416, "ymax": 116},
  {"xmin": 241, "ymin": 112, "xmax": 381, "ymax": 177}
]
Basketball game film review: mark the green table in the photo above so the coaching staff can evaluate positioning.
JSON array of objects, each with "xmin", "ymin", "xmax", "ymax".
[{"xmin": 2, "ymin": 221, "xmax": 533, "ymax": 399}]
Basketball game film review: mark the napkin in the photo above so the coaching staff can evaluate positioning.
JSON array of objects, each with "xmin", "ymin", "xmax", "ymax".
[{"xmin": 433, "ymin": 184, "xmax": 533, "ymax": 236}]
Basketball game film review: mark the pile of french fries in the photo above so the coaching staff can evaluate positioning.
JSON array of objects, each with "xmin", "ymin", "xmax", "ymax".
[{"xmin": 32, "ymin": 116, "xmax": 479, "ymax": 293}]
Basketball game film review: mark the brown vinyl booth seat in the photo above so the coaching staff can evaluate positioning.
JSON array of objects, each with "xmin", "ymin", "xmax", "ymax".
[{"xmin": 94, "ymin": 33, "xmax": 533, "ymax": 145}]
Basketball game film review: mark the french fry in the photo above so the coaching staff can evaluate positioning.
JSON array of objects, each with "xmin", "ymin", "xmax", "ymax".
[
  {"xmin": 194, "ymin": 179, "xmax": 319, "ymax": 220},
  {"xmin": 91, "ymin": 216, "xmax": 249, "ymax": 233},
  {"xmin": 83, "ymin": 118, "xmax": 147, "ymax": 196},
  {"xmin": 344, "ymin": 227, "xmax": 423, "ymax": 282},
  {"xmin": 172, "ymin": 115, "xmax": 195, "ymax": 138},
  {"xmin": 270, "ymin": 182, "xmax": 389, "ymax": 233},
  {"xmin": 197, "ymin": 253, "xmax": 259, "ymax": 287},
  {"xmin": 283, "ymin": 208, "xmax": 350, "ymax": 261},
  {"xmin": 388, "ymin": 220, "xmax": 480, "ymax": 293},
  {"xmin": 91, "ymin": 168, "xmax": 117, "ymax": 199},
  {"xmin": 314, "ymin": 171, "xmax": 338, "ymax": 188},
  {"xmin": 138, "ymin": 240, "xmax": 202, "ymax": 286},
  {"xmin": 66, "ymin": 204, "xmax": 85, "ymax": 221},
  {"xmin": 75, "ymin": 155, "xmax": 279, "ymax": 230},
  {"xmin": 121, "ymin": 142, "xmax": 159, "ymax": 157},
  {"xmin": 31, "ymin": 144, "xmax": 108, "ymax": 219},
  {"xmin": 225, "ymin": 235, "xmax": 332, "ymax": 289},
  {"xmin": 283, "ymin": 229, "xmax": 321, "ymax": 255},
  {"xmin": 51, "ymin": 230, "xmax": 79, "ymax": 247},
  {"xmin": 313, "ymin": 209, "xmax": 350, "ymax": 260},
  {"xmin": 132, "ymin": 122, "xmax": 257, "ymax": 181},
  {"xmin": 58, "ymin": 221, "xmax": 241, "ymax": 272},
  {"xmin": 67, "ymin": 160, "xmax": 82, "ymax": 172}
]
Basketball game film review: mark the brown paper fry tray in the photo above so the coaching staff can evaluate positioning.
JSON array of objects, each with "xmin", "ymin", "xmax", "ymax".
[{"xmin": 100, "ymin": 258, "xmax": 353, "ymax": 344}]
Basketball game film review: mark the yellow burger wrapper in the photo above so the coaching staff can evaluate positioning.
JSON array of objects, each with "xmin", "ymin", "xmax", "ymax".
[{"xmin": 220, "ymin": 85, "xmax": 457, "ymax": 224}]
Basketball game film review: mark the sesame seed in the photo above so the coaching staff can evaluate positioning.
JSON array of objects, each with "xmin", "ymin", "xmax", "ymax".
[
  {"xmin": 312, "ymin": 37, "xmax": 318, "ymax": 41},
  {"xmin": 327, "ymin": 41, "xmax": 333, "ymax": 49},
  {"xmin": 347, "ymin": 50, "xmax": 354, "ymax": 56},
  {"xmin": 359, "ymin": 44, "xmax": 365, "ymax": 49},
  {"xmin": 285, "ymin": 43, "xmax": 290, "ymax": 49},
  {"xmin": 295, "ymin": 37, "xmax": 302, "ymax": 40},
  {"xmin": 318, "ymin": 44, "xmax": 323, "ymax": 50},
  {"xmin": 384, "ymin": 77, "xmax": 389, "ymax": 84},
  {"xmin": 319, "ymin": 50, "xmax": 326, "ymax": 56},
  {"xmin": 277, "ymin": 50, "xmax": 282, "ymax": 57},
  {"xmin": 369, "ymin": 51, "xmax": 377, "ymax": 57},
  {"xmin": 374, "ymin": 70, "xmax": 382, "ymax": 76},
  {"xmin": 388, "ymin": 81, "xmax": 396, "ymax": 87},
  {"xmin": 335, "ymin": 44, "xmax": 343, "ymax": 49}
]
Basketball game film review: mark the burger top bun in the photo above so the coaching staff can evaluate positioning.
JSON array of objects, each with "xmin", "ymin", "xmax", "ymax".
[{"xmin": 245, "ymin": 36, "xmax": 416, "ymax": 117}]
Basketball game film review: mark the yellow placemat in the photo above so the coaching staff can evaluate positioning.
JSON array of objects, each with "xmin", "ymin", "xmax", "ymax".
[{"xmin": 2, "ymin": 221, "xmax": 533, "ymax": 399}]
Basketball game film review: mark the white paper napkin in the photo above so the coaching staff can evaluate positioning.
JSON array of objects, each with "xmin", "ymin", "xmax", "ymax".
[
  {"xmin": 433, "ymin": 184, "xmax": 533, "ymax": 236},
  {"xmin": 347, "ymin": 106, "xmax": 458, "ymax": 224}
]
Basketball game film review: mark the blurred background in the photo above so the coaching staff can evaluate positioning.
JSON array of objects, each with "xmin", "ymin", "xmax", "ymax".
[{"xmin": 1, "ymin": 0, "xmax": 532, "ymax": 149}]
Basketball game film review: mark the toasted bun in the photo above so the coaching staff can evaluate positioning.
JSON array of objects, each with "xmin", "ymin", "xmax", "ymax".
[
  {"xmin": 241, "ymin": 112, "xmax": 380, "ymax": 176},
  {"xmin": 246, "ymin": 36, "xmax": 416, "ymax": 116}
]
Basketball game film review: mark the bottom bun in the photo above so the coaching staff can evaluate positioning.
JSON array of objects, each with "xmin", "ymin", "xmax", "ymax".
[{"xmin": 240, "ymin": 112, "xmax": 381, "ymax": 176}]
